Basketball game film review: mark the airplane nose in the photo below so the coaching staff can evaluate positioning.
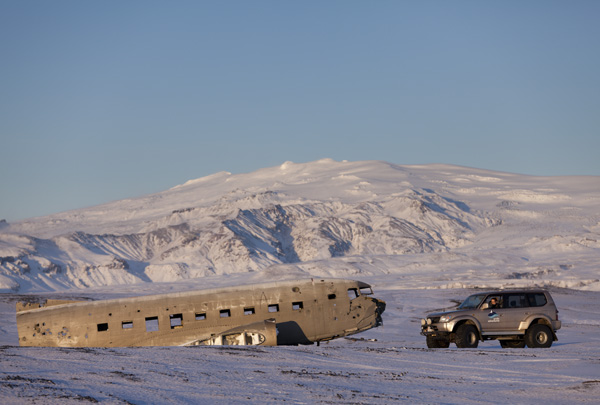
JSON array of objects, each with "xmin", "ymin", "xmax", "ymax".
[
  {"xmin": 373, "ymin": 298, "xmax": 386, "ymax": 327},
  {"xmin": 375, "ymin": 298, "xmax": 386, "ymax": 315}
]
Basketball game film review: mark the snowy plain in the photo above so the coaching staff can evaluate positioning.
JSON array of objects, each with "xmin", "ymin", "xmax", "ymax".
[
  {"xmin": 1, "ymin": 282, "xmax": 599, "ymax": 404},
  {"xmin": 1, "ymin": 160, "xmax": 599, "ymax": 403}
]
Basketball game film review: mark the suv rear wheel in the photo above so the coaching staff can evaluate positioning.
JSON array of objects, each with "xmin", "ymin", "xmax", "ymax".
[
  {"xmin": 426, "ymin": 335, "xmax": 450, "ymax": 348},
  {"xmin": 455, "ymin": 324, "xmax": 479, "ymax": 348},
  {"xmin": 525, "ymin": 324, "xmax": 553, "ymax": 348}
]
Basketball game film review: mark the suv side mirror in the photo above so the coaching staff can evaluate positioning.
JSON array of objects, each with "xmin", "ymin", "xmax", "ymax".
[{"xmin": 481, "ymin": 303, "xmax": 489, "ymax": 310}]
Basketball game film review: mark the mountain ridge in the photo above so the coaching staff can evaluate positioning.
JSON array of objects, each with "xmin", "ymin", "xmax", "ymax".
[{"xmin": 1, "ymin": 160, "xmax": 599, "ymax": 292}]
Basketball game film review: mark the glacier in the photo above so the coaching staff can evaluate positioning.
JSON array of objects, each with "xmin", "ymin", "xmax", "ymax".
[{"xmin": 1, "ymin": 159, "xmax": 598, "ymax": 292}]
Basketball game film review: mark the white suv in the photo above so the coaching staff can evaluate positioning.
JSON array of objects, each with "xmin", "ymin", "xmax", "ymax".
[{"xmin": 420, "ymin": 290, "xmax": 561, "ymax": 348}]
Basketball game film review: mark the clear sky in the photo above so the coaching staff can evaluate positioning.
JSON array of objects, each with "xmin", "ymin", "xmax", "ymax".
[{"xmin": 1, "ymin": 1, "xmax": 599, "ymax": 222}]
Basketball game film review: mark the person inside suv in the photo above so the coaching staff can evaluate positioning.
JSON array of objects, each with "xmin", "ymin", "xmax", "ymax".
[{"xmin": 489, "ymin": 297, "xmax": 501, "ymax": 308}]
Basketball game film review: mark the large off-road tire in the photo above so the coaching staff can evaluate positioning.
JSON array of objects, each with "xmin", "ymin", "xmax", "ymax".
[
  {"xmin": 525, "ymin": 324, "xmax": 553, "ymax": 348},
  {"xmin": 500, "ymin": 340, "xmax": 526, "ymax": 349},
  {"xmin": 426, "ymin": 335, "xmax": 450, "ymax": 348},
  {"xmin": 455, "ymin": 324, "xmax": 479, "ymax": 348}
]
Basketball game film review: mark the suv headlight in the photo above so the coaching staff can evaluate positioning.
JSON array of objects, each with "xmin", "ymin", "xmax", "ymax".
[{"xmin": 439, "ymin": 315, "xmax": 452, "ymax": 323}]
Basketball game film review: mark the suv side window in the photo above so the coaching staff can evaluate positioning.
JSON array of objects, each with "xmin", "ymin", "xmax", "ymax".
[
  {"xmin": 504, "ymin": 294, "xmax": 528, "ymax": 308},
  {"xmin": 527, "ymin": 293, "xmax": 548, "ymax": 307},
  {"xmin": 484, "ymin": 295, "xmax": 502, "ymax": 308}
]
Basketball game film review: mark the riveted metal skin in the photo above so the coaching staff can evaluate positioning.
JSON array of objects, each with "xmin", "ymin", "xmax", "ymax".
[{"xmin": 16, "ymin": 278, "xmax": 385, "ymax": 347}]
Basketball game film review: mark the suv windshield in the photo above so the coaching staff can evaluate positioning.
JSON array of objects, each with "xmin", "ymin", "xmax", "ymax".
[{"xmin": 458, "ymin": 294, "xmax": 486, "ymax": 309}]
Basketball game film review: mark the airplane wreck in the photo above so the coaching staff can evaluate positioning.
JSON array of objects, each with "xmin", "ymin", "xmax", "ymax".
[{"xmin": 16, "ymin": 278, "xmax": 386, "ymax": 347}]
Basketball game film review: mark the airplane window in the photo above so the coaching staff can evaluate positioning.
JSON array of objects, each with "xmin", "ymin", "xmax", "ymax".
[
  {"xmin": 170, "ymin": 313, "xmax": 183, "ymax": 329},
  {"xmin": 244, "ymin": 308, "xmax": 255, "ymax": 315},
  {"xmin": 268, "ymin": 304, "xmax": 279, "ymax": 313},
  {"xmin": 97, "ymin": 323, "xmax": 108, "ymax": 332},
  {"xmin": 195, "ymin": 313, "xmax": 206, "ymax": 321},
  {"xmin": 359, "ymin": 287, "xmax": 373, "ymax": 296},
  {"xmin": 292, "ymin": 302, "xmax": 303, "ymax": 310},
  {"xmin": 347, "ymin": 289, "xmax": 359, "ymax": 300},
  {"xmin": 220, "ymin": 309, "xmax": 231, "ymax": 318},
  {"xmin": 122, "ymin": 321, "xmax": 133, "ymax": 329},
  {"xmin": 145, "ymin": 316, "xmax": 159, "ymax": 332}
]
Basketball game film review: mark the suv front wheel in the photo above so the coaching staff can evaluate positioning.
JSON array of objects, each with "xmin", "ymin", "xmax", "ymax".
[
  {"xmin": 455, "ymin": 324, "xmax": 479, "ymax": 348},
  {"xmin": 525, "ymin": 324, "xmax": 553, "ymax": 348}
]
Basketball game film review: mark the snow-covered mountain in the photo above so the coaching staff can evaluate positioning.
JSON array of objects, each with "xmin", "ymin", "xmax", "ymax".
[{"xmin": 1, "ymin": 159, "xmax": 599, "ymax": 292}]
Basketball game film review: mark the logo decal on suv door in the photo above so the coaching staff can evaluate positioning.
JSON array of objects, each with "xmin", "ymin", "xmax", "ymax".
[{"xmin": 488, "ymin": 311, "xmax": 500, "ymax": 323}]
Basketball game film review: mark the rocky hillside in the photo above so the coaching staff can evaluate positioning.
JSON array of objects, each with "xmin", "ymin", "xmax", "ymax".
[{"xmin": 1, "ymin": 159, "xmax": 598, "ymax": 292}]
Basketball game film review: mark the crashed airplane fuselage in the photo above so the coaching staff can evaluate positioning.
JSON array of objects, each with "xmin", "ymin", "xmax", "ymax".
[{"xmin": 16, "ymin": 278, "xmax": 386, "ymax": 347}]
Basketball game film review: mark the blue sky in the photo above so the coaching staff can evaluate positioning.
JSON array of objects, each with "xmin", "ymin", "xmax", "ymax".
[{"xmin": 1, "ymin": 1, "xmax": 599, "ymax": 221}]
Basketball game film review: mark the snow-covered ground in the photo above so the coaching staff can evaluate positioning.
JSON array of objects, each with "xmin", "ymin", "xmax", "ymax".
[
  {"xmin": 1, "ymin": 160, "xmax": 599, "ymax": 403},
  {"xmin": 1, "ymin": 277, "xmax": 599, "ymax": 404}
]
